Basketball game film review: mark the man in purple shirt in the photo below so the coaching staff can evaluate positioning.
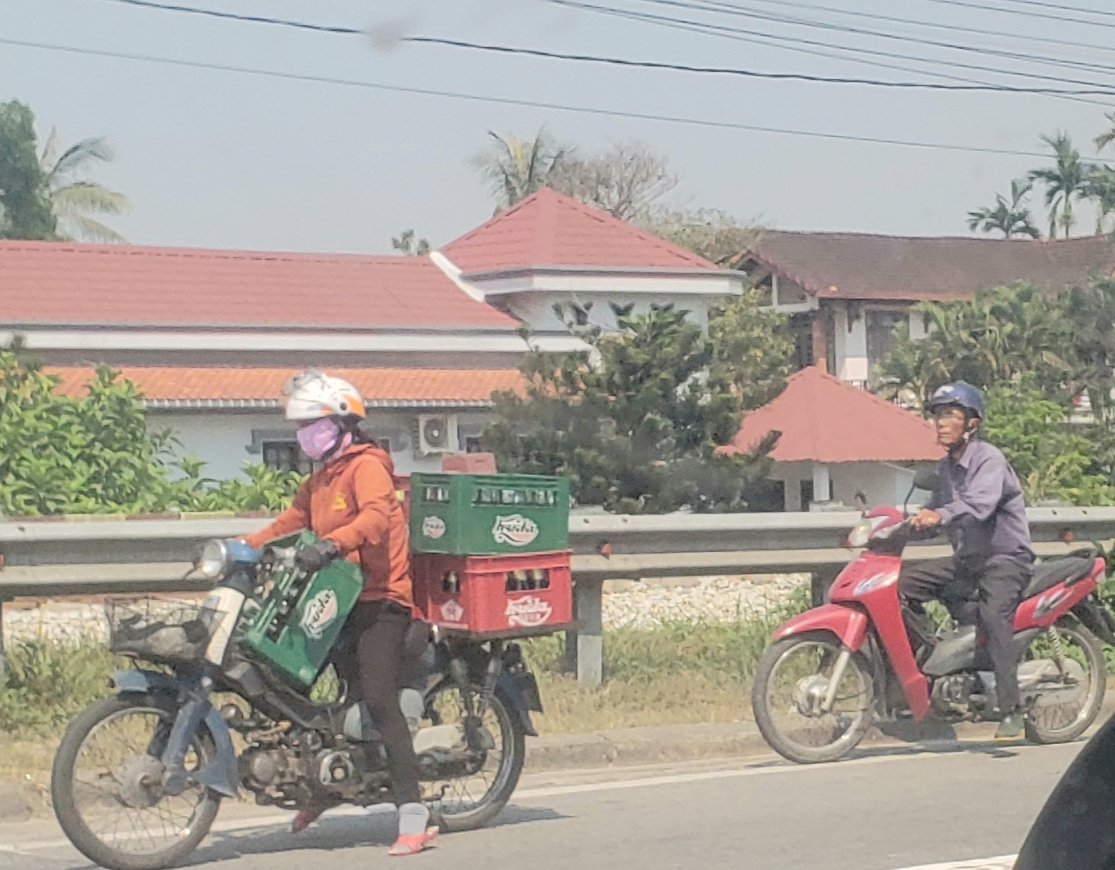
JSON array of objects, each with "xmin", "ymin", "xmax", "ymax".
[{"xmin": 899, "ymin": 381, "xmax": 1034, "ymax": 739}]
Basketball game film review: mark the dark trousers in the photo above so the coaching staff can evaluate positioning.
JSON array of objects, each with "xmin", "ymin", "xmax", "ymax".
[
  {"xmin": 334, "ymin": 600, "xmax": 422, "ymax": 805},
  {"xmin": 898, "ymin": 556, "xmax": 1031, "ymax": 713}
]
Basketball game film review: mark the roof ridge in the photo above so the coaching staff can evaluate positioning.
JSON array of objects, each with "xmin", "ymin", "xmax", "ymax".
[
  {"xmin": 0, "ymin": 239, "xmax": 423, "ymax": 265},
  {"xmin": 757, "ymin": 229, "xmax": 1112, "ymax": 247}
]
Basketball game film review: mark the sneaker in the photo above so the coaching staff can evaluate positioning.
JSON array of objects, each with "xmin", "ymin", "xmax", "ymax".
[
  {"xmin": 995, "ymin": 710, "xmax": 1025, "ymax": 741},
  {"xmin": 388, "ymin": 827, "xmax": 439, "ymax": 856}
]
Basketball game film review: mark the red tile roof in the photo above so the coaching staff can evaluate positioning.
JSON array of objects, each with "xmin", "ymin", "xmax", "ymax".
[
  {"xmin": 746, "ymin": 231, "xmax": 1115, "ymax": 301},
  {"xmin": 0, "ymin": 242, "xmax": 517, "ymax": 329},
  {"xmin": 441, "ymin": 188, "xmax": 716, "ymax": 273},
  {"xmin": 47, "ymin": 366, "xmax": 525, "ymax": 407},
  {"xmin": 724, "ymin": 366, "xmax": 942, "ymax": 463}
]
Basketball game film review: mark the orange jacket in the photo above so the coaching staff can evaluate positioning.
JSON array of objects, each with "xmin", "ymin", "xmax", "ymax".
[{"xmin": 244, "ymin": 443, "xmax": 413, "ymax": 610}]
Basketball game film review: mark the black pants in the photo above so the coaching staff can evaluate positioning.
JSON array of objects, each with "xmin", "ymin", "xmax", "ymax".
[
  {"xmin": 898, "ymin": 556, "xmax": 1032, "ymax": 713},
  {"xmin": 334, "ymin": 600, "xmax": 422, "ymax": 805}
]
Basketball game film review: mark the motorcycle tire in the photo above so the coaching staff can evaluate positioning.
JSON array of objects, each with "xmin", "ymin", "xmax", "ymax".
[
  {"xmin": 51, "ymin": 693, "xmax": 222, "ymax": 870},
  {"xmin": 424, "ymin": 683, "xmax": 526, "ymax": 833},
  {"xmin": 752, "ymin": 631, "xmax": 875, "ymax": 765},
  {"xmin": 1024, "ymin": 619, "xmax": 1107, "ymax": 745}
]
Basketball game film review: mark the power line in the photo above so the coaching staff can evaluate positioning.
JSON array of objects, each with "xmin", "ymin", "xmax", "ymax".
[
  {"xmin": 90, "ymin": 0, "xmax": 1115, "ymax": 95},
  {"xmin": 914, "ymin": 0, "xmax": 1115, "ymax": 30},
  {"xmin": 542, "ymin": 0, "xmax": 1115, "ymax": 91},
  {"xmin": 627, "ymin": 0, "xmax": 1115, "ymax": 78},
  {"xmin": 741, "ymin": 0, "xmax": 1115, "ymax": 56},
  {"xmin": 979, "ymin": 0, "xmax": 1115, "ymax": 21},
  {"xmin": 0, "ymin": 36, "xmax": 1080, "ymax": 160}
]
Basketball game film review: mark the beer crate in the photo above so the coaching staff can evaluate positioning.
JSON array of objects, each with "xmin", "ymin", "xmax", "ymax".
[
  {"xmin": 411, "ymin": 550, "xmax": 573, "ymax": 639},
  {"xmin": 409, "ymin": 473, "xmax": 569, "ymax": 555}
]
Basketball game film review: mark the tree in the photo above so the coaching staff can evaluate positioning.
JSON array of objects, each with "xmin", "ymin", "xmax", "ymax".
[
  {"xmin": 482, "ymin": 298, "xmax": 791, "ymax": 514},
  {"xmin": 0, "ymin": 101, "xmax": 56, "ymax": 240},
  {"xmin": 1029, "ymin": 132, "xmax": 1089, "ymax": 239},
  {"xmin": 1083, "ymin": 165, "xmax": 1115, "ymax": 235},
  {"xmin": 638, "ymin": 207, "xmax": 762, "ymax": 267},
  {"xmin": 39, "ymin": 130, "xmax": 127, "ymax": 243},
  {"xmin": 877, "ymin": 285, "xmax": 1070, "ymax": 409},
  {"xmin": 1094, "ymin": 110, "xmax": 1115, "ymax": 153},
  {"xmin": 967, "ymin": 178, "xmax": 1041, "ymax": 239},
  {"xmin": 548, "ymin": 140, "xmax": 678, "ymax": 221},
  {"xmin": 391, "ymin": 228, "xmax": 430, "ymax": 255},
  {"xmin": 471, "ymin": 128, "xmax": 570, "ymax": 212}
]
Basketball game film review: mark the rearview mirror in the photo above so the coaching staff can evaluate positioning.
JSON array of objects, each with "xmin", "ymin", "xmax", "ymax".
[{"xmin": 913, "ymin": 469, "xmax": 941, "ymax": 492}]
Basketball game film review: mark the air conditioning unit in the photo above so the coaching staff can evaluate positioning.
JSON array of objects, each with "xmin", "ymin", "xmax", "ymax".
[{"xmin": 416, "ymin": 414, "xmax": 458, "ymax": 455}]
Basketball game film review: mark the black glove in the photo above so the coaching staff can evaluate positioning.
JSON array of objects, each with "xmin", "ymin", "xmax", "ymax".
[{"xmin": 295, "ymin": 539, "xmax": 340, "ymax": 574}]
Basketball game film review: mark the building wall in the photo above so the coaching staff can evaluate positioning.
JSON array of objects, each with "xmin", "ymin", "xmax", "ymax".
[
  {"xmin": 498, "ymin": 291, "xmax": 714, "ymax": 333},
  {"xmin": 767, "ymin": 459, "xmax": 937, "ymax": 511},
  {"xmin": 151, "ymin": 408, "xmax": 496, "ymax": 480}
]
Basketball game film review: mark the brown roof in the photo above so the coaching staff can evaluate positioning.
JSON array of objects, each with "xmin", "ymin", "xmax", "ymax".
[
  {"xmin": 47, "ymin": 366, "xmax": 525, "ymax": 409},
  {"xmin": 0, "ymin": 241, "xmax": 518, "ymax": 330},
  {"xmin": 441, "ymin": 188, "xmax": 716, "ymax": 273},
  {"xmin": 745, "ymin": 231, "xmax": 1115, "ymax": 302},
  {"xmin": 722, "ymin": 367, "xmax": 942, "ymax": 463}
]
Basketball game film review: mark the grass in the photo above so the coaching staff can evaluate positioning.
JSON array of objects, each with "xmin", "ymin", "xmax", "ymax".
[{"xmin": 0, "ymin": 586, "xmax": 811, "ymax": 776}]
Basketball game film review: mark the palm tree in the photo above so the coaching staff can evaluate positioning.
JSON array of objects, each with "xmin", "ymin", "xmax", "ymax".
[
  {"xmin": 1095, "ymin": 111, "xmax": 1115, "ymax": 153},
  {"xmin": 471, "ymin": 128, "xmax": 570, "ymax": 212},
  {"xmin": 1084, "ymin": 165, "xmax": 1115, "ymax": 235},
  {"xmin": 968, "ymin": 178, "xmax": 1041, "ymax": 239},
  {"xmin": 39, "ymin": 129, "xmax": 127, "ymax": 243},
  {"xmin": 1029, "ymin": 132, "xmax": 1088, "ymax": 239}
]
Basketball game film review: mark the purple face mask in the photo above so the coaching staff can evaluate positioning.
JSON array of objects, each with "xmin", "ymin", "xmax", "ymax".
[{"xmin": 297, "ymin": 417, "xmax": 341, "ymax": 461}]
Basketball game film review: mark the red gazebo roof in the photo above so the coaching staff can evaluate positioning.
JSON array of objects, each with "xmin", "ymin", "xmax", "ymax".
[{"xmin": 724, "ymin": 367, "xmax": 942, "ymax": 463}]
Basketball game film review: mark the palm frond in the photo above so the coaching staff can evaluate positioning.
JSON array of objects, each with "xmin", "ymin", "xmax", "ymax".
[
  {"xmin": 51, "ymin": 182, "xmax": 128, "ymax": 216},
  {"xmin": 48, "ymin": 137, "xmax": 114, "ymax": 181},
  {"xmin": 57, "ymin": 213, "xmax": 127, "ymax": 244}
]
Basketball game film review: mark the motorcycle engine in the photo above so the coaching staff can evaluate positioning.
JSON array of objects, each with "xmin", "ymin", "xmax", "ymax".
[{"xmin": 930, "ymin": 673, "xmax": 976, "ymax": 715}]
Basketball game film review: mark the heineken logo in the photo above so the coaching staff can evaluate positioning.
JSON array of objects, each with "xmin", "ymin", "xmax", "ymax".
[
  {"xmin": 492, "ymin": 514, "xmax": 539, "ymax": 547},
  {"xmin": 422, "ymin": 516, "xmax": 447, "ymax": 540},
  {"xmin": 299, "ymin": 589, "xmax": 339, "ymax": 640},
  {"xmin": 505, "ymin": 595, "xmax": 553, "ymax": 628}
]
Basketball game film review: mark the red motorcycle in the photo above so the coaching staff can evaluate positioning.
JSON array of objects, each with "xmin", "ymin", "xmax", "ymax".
[{"xmin": 752, "ymin": 471, "xmax": 1115, "ymax": 764}]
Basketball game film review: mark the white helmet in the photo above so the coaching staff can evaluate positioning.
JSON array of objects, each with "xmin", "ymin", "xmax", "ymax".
[{"xmin": 281, "ymin": 369, "xmax": 366, "ymax": 422}]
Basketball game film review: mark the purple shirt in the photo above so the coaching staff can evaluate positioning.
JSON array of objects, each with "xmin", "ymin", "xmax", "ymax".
[{"xmin": 926, "ymin": 440, "xmax": 1033, "ymax": 566}]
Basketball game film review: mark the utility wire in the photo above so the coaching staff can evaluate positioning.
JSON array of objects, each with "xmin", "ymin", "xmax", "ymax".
[
  {"xmin": 90, "ymin": 0, "xmax": 1115, "ymax": 94},
  {"xmin": 543, "ymin": 0, "xmax": 1115, "ymax": 91},
  {"xmin": 0, "ymin": 36, "xmax": 1083, "ymax": 160},
  {"xmin": 961, "ymin": 0, "xmax": 1115, "ymax": 21},
  {"xmin": 739, "ymin": 0, "xmax": 1115, "ymax": 56},
  {"xmin": 914, "ymin": 0, "xmax": 1115, "ymax": 30},
  {"xmin": 625, "ymin": 0, "xmax": 1115, "ymax": 78}
]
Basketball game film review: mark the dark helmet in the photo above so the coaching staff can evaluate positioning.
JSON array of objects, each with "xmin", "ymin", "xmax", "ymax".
[{"xmin": 927, "ymin": 381, "xmax": 984, "ymax": 419}]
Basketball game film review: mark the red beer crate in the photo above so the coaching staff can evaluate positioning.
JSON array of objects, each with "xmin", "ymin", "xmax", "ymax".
[{"xmin": 411, "ymin": 550, "xmax": 574, "ymax": 639}]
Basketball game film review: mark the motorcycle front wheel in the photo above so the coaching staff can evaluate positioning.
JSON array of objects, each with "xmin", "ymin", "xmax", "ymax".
[
  {"xmin": 422, "ymin": 681, "xmax": 525, "ymax": 832},
  {"xmin": 51, "ymin": 693, "xmax": 222, "ymax": 870},
  {"xmin": 752, "ymin": 631, "xmax": 875, "ymax": 764}
]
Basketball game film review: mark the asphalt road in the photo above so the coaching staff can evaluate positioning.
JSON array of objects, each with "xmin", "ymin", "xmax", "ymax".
[{"xmin": 0, "ymin": 739, "xmax": 1083, "ymax": 870}]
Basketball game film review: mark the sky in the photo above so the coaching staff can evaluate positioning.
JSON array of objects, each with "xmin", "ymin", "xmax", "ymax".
[{"xmin": 2, "ymin": 0, "xmax": 1114, "ymax": 254}]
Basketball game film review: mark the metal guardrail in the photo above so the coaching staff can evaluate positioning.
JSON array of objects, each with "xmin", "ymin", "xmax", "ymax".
[{"xmin": 2, "ymin": 507, "xmax": 1114, "ymax": 684}]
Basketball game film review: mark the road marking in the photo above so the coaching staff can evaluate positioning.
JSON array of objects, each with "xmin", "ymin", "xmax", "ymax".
[{"xmin": 886, "ymin": 858, "xmax": 1015, "ymax": 870}]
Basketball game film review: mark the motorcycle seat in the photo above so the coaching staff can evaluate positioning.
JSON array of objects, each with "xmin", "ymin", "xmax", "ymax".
[{"xmin": 1024, "ymin": 553, "xmax": 1096, "ymax": 599}]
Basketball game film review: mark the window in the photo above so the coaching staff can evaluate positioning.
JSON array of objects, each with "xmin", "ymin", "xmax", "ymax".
[
  {"xmin": 788, "ymin": 314, "xmax": 814, "ymax": 370},
  {"xmin": 866, "ymin": 310, "xmax": 909, "ymax": 370},
  {"xmin": 465, "ymin": 436, "xmax": 483, "ymax": 453},
  {"xmin": 262, "ymin": 440, "xmax": 311, "ymax": 474}
]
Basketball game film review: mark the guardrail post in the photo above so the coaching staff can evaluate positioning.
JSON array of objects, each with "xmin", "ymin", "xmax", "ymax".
[
  {"xmin": 0, "ymin": 597, "xmax": 7, "ymax": 684},
  {"xmin": 811, "ymin": 568, "xmax": 841, "ymax": 607},
  {"xmin": 573, "ymin": 577, "xmax": 604, "ymax": 687}
]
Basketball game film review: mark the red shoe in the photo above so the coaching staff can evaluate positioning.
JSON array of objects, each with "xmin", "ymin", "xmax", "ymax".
[
  {"xmin": 291, "ymin": 804, "xmax": 328, "ymax": 833},
  {"xmin": 388, "ymin": 827, "xmax": 439, "ymax": 856}
]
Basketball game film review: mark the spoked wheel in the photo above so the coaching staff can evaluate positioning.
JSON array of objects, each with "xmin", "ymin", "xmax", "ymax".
[
  {"xmin": 752, "ymin": 631, "xmax": 875, "ymax": 764},
  {"xmin": 421, "ymin": 682, "xmax": 525, "ymax": 832},
  {"xmin": 1022, "ymin": 619, "xmax": 1106, "ymax": 744},
  {"xmin": 51, "ymin": 694, "xmax": 221, "ymax": 870}
]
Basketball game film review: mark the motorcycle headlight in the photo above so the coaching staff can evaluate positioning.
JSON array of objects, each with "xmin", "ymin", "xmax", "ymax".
[
  {"xmin": 197, "ymin": 539, "xmax": 231, "ymax": 580},
  {"xmin": 847, "ymin": 520, "xmax": 873, "ymax": 548}
]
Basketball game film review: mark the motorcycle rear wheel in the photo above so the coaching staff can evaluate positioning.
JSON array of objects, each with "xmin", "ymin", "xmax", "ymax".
[
  {"xmin": 752, "ymin": 631, "xmax": 875, "ymax": 764},
  {"xmin": 1023, "ymin": 619, "xmax": 1106, "ymax": 745},
  {"xmin": 51, "ymin": 693, "xmax": 221, "ymax": 870},
  {"xmin": 422, "ymin": 682, "xmax": 525, "ymax": 832}
]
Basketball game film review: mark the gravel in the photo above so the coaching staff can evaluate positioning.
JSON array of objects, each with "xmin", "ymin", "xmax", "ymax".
[{"xmin": 601, "ymin": 574, "xmax": 805, "ymax": 630}]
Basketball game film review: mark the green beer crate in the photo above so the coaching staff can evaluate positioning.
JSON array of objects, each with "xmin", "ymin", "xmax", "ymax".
[
  {"xmin": 409, "ymin": 473, "xmax": 569, "ymax": 555},
  {"xmin": 240, "ymin": 530, "xmax": 364, "ymax": 689}
]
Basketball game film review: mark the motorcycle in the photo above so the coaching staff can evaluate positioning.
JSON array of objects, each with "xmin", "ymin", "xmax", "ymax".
[
  {"xmin": 51, "ymin": 536, "xmax": 542, "ymax": 870},
  {"xmin": 752, "ymin": 470, "xmax": 1115, "ymax": 764}
]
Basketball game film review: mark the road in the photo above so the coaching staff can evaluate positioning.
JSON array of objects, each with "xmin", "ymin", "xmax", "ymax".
[{"xmin": 0, "ymin": 738, "xmax": 1081, "ymax": 870}]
